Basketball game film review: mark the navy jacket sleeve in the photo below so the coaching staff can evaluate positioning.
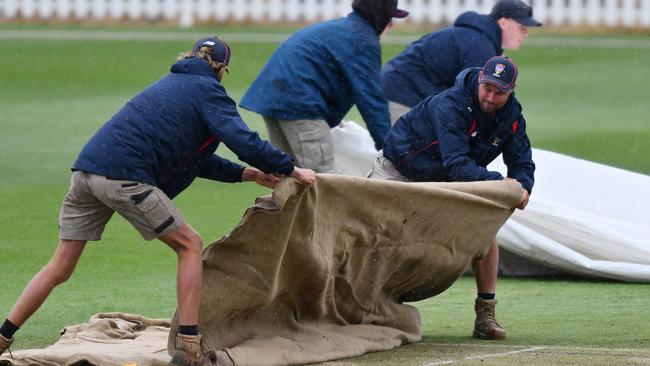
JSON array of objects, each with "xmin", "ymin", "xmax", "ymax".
[
  {"xmin": 198, "ymin": 154, "xmax": 245, "ymax": 183},
  {"xmin": 433, "ymin": 96, "xmax": 504, "ymax": 182},
  {"xmin": 199, "ymin": 82, "xmax": 295, "ymax": 176},
  {"xmin": 340, "ymin": 37, "xmax": 391, "ymax": 150},
  {"xmin": 502, "ymin": 114, "xmax": 535, "ymax": 193}
]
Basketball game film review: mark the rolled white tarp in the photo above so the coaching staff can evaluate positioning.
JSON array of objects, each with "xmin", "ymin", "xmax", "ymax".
[{"xmin": 330, "ymin": 121, "xmax": 650, "ymax": 282}]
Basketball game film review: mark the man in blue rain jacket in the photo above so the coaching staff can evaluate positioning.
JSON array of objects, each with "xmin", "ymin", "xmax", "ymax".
[
  {"xmin": 240, "ymin": 0, "xmax": 409, "ymax": 173},
  {"xmin": 369, "ymin": 56, "xmax": 534, "ymax": 341},
  {"xmin": 0, "ymin": 36, "xmax": 315, "ymax": 366},
  {"xmin": 382, "ymin": 0, "xmax": 541, "ymax": 123}
]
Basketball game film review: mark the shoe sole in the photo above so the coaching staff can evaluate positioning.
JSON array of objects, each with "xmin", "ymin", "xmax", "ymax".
[
  {"xmin": 473, "ymin": 329, "xmax": 507, "ymax": 340},
  {"xmin": 168, "ymin": 355, "xmax": 212, "ymax": 366}
]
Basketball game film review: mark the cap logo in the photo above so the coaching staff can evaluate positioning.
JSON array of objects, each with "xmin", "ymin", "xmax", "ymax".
[
  {"xmin": 203, "ymin": 41, "xmax": 216, "ymax": 46},
  {"xmin": 493, "ymin": 63, "xmax": 506, "ymax": 78}
]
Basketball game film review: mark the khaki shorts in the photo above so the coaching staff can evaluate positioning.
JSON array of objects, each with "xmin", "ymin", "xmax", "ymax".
[
  {"xmin": 366, "ymin": 151, "xmax": 410, "ymax": 182},
  {"xmin": 59, "ymin": 171, "xmax": 183, "ymax": 241},
  {"xmin": 263, "ymin": 116, "xmax": 339, "ymax": 174}
]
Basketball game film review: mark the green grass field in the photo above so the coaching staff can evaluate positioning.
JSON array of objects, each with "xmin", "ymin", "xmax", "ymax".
[{"xmin": 1, "ymin": 27, "xmax": 649, "ymax": 365}]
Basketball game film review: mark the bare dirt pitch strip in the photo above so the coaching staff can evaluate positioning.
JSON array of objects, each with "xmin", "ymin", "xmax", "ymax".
[{"xmin": 322, "ymin": 343, "xmax": 650, "ymax": 365}]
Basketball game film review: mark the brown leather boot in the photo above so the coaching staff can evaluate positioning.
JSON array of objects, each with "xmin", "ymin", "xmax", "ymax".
[
  {"xmin": 0, "ymin": 333, "xmax": 13, "ymax": 356},
  {"xmin": 169, "ymin": 333, "xmax": 215, "ymax": 366},
  {"xmin": 473, "ymin": 298, "xmax": 507, "ymax": 340}
]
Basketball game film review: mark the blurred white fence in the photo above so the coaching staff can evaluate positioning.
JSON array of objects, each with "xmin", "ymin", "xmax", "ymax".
[{"xmin": 1, "ymin": 0, "xmax": 649, "ymax": 28}]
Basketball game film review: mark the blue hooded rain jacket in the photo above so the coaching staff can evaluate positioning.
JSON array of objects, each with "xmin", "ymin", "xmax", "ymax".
[
  {"xmin": 381, "ymin": 11, "xmax": 503, "ymax": 107},
  {"xmin": 73, "ymin": 58, "xmax": 294, "ymax": 199},
  {"xmin": 240, "ymin": 11, "xmax": 391, "ymax": 150}
]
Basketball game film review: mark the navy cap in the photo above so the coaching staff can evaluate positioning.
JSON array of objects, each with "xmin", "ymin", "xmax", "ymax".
[
  {"xmin": 490, "ymin": 0, "xmax": 542, "ymax": 27},
  {"xmin": 479, "ymin": 56, "xmax": 518, "ymax": 92},
  {"xmin": 393, "ymin": 9, "xmax": 409, "ymax": 18},
  {"xmin": 394, "ymin": 6, "xmax": 409, "ymax": 18},
  {"xmin": 192, "ymin": 36, "xmax": 231, "ymax": 65}
]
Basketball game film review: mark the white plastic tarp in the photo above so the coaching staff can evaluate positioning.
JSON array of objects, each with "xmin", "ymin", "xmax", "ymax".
[{"xmin": 330, "ymin": 121, "xmax": 650, "ymax": 283}]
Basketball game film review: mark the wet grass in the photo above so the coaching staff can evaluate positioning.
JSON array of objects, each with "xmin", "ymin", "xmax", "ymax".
[{"xmin": 0, "ymin": 28, "xmax": 649, "ymax": 353}]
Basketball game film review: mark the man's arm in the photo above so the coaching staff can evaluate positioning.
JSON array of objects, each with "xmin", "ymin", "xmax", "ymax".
[
  {"xmin": 434, "ymin": 99, "xmax": 504, "ymax": 182},
  {"xmin": 502, "ymin": 113, "xmax": 535, "ymax": 194},
  {"xmin": 199, "ymin": 83, "xmax": 294, "ymax": 176},
  {"xmin": 201, "ymin": 160, "xmax": 316, "ymax": 188},
  {"xmin": 198, "ymin": 85, "xmax": 316, "ymax": 187},
  {"xmin": 198, "ymin": 154, "xmax": 246, "ymax": 183},
  {"xmin": 340, "ymin": 38, "xmax": 391, "ymax": 150},
  {"xmin": 241, "ymin": 166, "xmax": 316, "ymax": 188}
]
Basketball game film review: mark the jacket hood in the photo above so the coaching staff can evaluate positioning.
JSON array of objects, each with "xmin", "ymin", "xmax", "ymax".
[
  {"xmin": 455, "ymin": 67, "xmax": 478, "ymax": 88},
  {"xmin": 454, "ymin": 11, "xmax": 503, "ymax": 53},
  {"xmin": 352, "ymin": 0, "xmax": 398, "ymax": 34},
  {"xmin": 170, "ymin": 57, "xmax": 218, "ymax": 78}
]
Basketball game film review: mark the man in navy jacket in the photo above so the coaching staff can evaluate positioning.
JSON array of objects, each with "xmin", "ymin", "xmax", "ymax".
[
  {"xmin": 369, "ymin": 56, "xmax": 534, "ymax": 341},
  {"xmin": 240, "ymin": 0, "xmax": 408, "ymax": 173},
  {"xmin": 0, "ymin": 37, "xmax": 315, "ymax": 365},
  {"xmin": 382, "ymin": 0, "xmax": 541, "ymax": 123}
]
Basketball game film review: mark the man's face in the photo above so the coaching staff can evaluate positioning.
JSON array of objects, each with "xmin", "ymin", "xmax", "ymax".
[
  {"xmin": 478, "ymin": 81, "xmax": 513, "ymax": 114},
  {"xmin": 498, "ymin": 18, "xmax": 529, "ymax": 50},
  {"xmin": 216, "ymin": 64, "xmax": 228, "ymax": 81}
]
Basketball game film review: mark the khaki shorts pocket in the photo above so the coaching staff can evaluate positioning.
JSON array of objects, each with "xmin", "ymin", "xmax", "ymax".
[
  {"xmin": 131, "ymin": 189, "xmax": 157, "ymax": 211},
  {"xmin": 298, "ymin": 128, "xmax": 332, "ymax": 170},
  {"xmin": 116, "ymin": 183, "xmax": 178, "ymax": 238},
  {"xmin": 133, "ymin": 190, "xmax": 175, "ymax": 234}
]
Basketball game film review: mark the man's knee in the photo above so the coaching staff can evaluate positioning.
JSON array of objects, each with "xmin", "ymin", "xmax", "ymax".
[
  {"xmin": 162, "ymin": 224, "xmax": 203, "ymax": 255},
  {"xmin": 45, "ymin": 261, "xmax": 76, "ymax": 285},
  {"xmin": 183, "ymin": 232, "xmax": 204, "ymax": 255},
  {"xmin": 177, "ymin": 232, "xmax": 203, "ymax": 256},
  {"xmin": 47, "ymin": 240, "xmax": 85, "ymax": 284}
]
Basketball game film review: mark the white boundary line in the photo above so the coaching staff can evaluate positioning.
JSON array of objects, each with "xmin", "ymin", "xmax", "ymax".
[
  {"xmin": 420, "ymin": 346, "xmax": 547, "ymax": 366},
  {"xmin": 1, "ymin": 30, "xmax": 650, "ymax": 49},
  {"xmin": 413, "ymin": 342, "xmax": 650, "ymax": 353}
]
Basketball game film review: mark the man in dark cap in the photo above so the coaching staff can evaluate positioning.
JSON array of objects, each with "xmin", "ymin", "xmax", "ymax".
[
  {"xmin": 382, "ymin": 0, "xmax": 541, "ymax": 124},
  {"xmin": 0, "ymin": 36, "xmax": 316, "ymax": 364},
  {"xmin": 240, "ymin": 0, "xmax": 408, "ymax": 173},
  {"xmin": 370, "ymin": 56, "xmax": 535, "ymax": 341}
]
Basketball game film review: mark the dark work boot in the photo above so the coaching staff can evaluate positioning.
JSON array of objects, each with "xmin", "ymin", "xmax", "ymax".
[{"xmin": 473, "ymin": 298, "xmax": 507, "ymax": 340}]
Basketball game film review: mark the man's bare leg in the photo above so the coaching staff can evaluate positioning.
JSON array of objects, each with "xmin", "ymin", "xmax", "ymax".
[
  {"xmin": 7, "ymin": 239, "xmax": 87, "ymax": 327},
  {"xmin": 159, "ymin": 222, "xmax": 204, "ymax": 327},
  {"xmin": 473, "ymin": 238, "xmax": 498, "ymax": 294},
  {"xmin": 160, "ymin": 222, "xmax": 215, "ymax": 365},
  {"xmin": 471, "ymin": 238, "xmax": 506, "ymax": 340},
  {"xmin": 1, "ymin": 239, "xmax": 86, "ymax": 356}
]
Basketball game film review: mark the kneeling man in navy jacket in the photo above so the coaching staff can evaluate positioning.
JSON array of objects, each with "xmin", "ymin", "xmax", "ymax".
[{"xmin": 369, "ymin": 56, "xmax": 534, "ymax": 341}]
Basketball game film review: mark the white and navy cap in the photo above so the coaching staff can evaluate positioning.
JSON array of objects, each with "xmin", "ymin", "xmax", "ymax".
[
  {"xmin": 479, "ymin": 56, "xmax": 518, "ymax": 93},
  {"xmin": 192, "ymin": 36, "xmax": 231, "ymax": 65}
]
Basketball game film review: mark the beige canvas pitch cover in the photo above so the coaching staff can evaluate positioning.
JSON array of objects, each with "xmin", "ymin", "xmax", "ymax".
[
  {"xmin": 1, "ymin": 175, "xmax": 520, "ymax": 365},
  {"xmin": 169, "ymin": 175, "xmax": 521, "ymax": 365}
]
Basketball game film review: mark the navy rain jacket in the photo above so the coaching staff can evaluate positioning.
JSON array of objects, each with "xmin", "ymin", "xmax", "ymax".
[
  {"xmin": 381, "ymin": 11, "xmax": 503, "ymax": 107},
  {"xmin": 382, "ymin": 68, "xmax": 535, "ymax": 193},
  {"xmin": 240, "ymin": 11, "xmax": 391, "ymax": 150},
  {"xmin": 73, "ymin": 57, "xmax": 294, "ymax": 199}
]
